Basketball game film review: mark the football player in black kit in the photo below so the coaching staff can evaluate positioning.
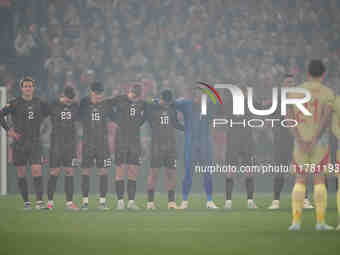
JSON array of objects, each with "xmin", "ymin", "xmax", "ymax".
[
  {"xmin": 268, "ymin": 74, "xmax": 314, "ymax": 210},
  {"xmin": 224, "ymin": 86, "xmax": 257, "ymax": 210},
  {"xmin": 46, "ymin": 86, "xmax": 80, "ymax": 211},
  {"xmin": 0, "ymin": 76, "xmax": 49, "ymax": 210},
  {"xmin": 78, "ymin": 82, "xmax": 113, "ymax": 211},
  {"xmin": 109, "ymin": 84, "xmax": 146, "ymax": 210},
  {"xmin": 145, "ymin": 89, "xmax": 184, "ymax": 209}
]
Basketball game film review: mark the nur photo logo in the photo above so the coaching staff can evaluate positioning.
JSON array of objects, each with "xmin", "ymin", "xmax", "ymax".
[{"xmin": 197, "ymin": 81, "xmax": 312, "ymax": 128}]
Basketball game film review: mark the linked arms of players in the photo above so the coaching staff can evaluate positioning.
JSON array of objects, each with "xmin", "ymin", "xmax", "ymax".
[{"xmin": 169, "ymin": 107, "xmax": 184, "ymax": 131}]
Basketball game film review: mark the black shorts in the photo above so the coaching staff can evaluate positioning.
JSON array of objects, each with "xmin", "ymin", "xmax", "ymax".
[
  {"xmin": 226, "ymin": 133, "xmax": 254, "ymax": 166},
  {"xmin": 13, "ymin": 142, "xmax": 42, "ymax": 166},
  {"xmin": 82, "ymin": 144, "xmax": 111, "ymax": 168},
  {"xmin": 273, "ymin": 140, "xmax": 293, "ymax": 165},
  {"xmin": 150, "ymin": 150, "xmax": 176, "ymax": 169},
  {"xmin": 115, "ymin": 150, "xmax": 140, "ymax": 166},
  {"xmin": 49, "ymin": 143, "xmax": 78, "ymax": 168}
]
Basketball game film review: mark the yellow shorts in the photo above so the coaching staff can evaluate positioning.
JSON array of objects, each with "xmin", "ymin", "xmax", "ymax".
[{"xmin": 291, "ymin": 133, "xmax": 330, "ymax": 175}]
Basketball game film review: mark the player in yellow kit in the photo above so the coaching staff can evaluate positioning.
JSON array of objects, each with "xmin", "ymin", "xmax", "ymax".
[
  {"xmin": 288, "ymin": 60, "xmax": 335, "ymax": 231},
  {"xmin": 331, "ymin": 95, "xmax": 340, "ymax": 231}
]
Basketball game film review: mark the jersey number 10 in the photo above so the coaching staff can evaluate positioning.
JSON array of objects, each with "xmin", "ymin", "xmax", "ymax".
[{"xmin": 160, "ymin": 115, "xmax": 169, "ymax": 125}]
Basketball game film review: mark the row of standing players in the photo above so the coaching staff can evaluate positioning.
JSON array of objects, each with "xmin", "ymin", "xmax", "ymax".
[
  {"xmin": 1, "ymin": 59, "xmax": 340, "ymax": 233},
  {"xmin": 0, "ymin": 76, "xmax": 217, "ymax": 211}
]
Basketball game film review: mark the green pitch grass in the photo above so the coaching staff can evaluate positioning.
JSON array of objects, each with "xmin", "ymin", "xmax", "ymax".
[{"xmin": 0, "ymin": 193, "xmax": 339, "ymax": 255}]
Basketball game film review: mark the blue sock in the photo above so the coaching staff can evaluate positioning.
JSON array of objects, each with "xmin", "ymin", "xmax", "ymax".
[
  {"xmin": 203, "ymin": 174, "xmax": 213, "ymax": 201},
  {"xmin": 183, "ymin": 193, "xmax": 189, "ymax": 201}
]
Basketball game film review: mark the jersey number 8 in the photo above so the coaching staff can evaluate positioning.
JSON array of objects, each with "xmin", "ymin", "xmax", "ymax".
[{"xmin": 130, "ymin": 107, "xmax": 136, "ymax": 117}]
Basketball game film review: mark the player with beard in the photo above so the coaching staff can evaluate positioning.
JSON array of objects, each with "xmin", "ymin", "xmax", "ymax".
[
  {"xmin": 78, "ymin": 82, "xmax": 113, "ymax": 211},
  {"xmin": 0, "ymin": 76, "xmax": 49, "ymax": 210},
  {"xmin": 46, "ymin": 86, "xmax": 79, "ymax": 211},
  {"xmin": 109, "ymin": 84, "xmax": 146, "ymax": 210},
  {"xmin": 145, "ymin": 89, "xmax": 184, "ymax": 209}
]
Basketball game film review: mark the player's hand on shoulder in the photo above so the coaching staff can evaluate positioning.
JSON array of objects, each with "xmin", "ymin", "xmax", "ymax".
[{"xmin": 8, "ymin": 128, "xmax": 21, "ymax": 140}]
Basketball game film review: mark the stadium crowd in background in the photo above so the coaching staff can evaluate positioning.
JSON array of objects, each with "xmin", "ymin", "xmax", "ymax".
[{"xmin": 0, "ymin": 0, "xmax": 339, "ymax": 97}]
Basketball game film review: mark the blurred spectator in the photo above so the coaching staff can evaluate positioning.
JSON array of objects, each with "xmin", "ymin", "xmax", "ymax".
[
  {"xmin": 15, "ymin": 24, "xmax": 39, "ymax": 57},
  {"xmin": 4, "ymin": 0, "xmax": 340, "ymax": 101}
]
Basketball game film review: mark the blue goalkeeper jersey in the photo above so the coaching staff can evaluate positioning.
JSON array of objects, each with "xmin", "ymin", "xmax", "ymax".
[{"xmin": 174, "ymin": 98, "xmax": 212, "ymax": 162}]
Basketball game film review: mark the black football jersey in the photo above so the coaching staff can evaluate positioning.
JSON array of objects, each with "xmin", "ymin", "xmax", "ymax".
[
  {"xmin": 78, "ymin": 97, "xmax": 112, "ymax": 147},
  {"xmin": 49, "ymin": 100, "xmax": 79, "ymax": 147},
  {"xmin": 271, "ymin": 92, "xmax": 294, "ymax": 151},
  {"xmin": 146, "ymin": 102, "xmax": 184, "ymax": 153},
  {"xmin": 0, "ymin": 97, "xmax": 49, "ymax": 143},
  {"xmin": 108, "ymin": 95, "xmax": 146, "ymax": 152}
]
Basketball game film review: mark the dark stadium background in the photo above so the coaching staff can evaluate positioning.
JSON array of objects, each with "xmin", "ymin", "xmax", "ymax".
[{"xmin": 1, "ymin": 0, "xmax": 340, "ymax": 195}]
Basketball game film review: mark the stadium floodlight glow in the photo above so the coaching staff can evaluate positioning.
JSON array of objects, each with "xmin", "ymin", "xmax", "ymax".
[{"xmin": 200, "ymin": 83, "xmax": 312, "ymax": 116}]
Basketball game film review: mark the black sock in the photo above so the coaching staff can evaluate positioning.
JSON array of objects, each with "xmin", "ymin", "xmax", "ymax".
[
  {"xmin": 274, "ymin": 176, "xmax": 284, "ymax": 200},
  {"xmin": 168, "ymin": 190, "xmax": 175, "ymax": 202},
  {"xmin": 99, "ymin": 175, "xmax": 108, "ymax": 199},
  {"xmin": 245, "ymin": 177, "xmax": 254, "ymax": 200},
  {"xmin": 127, "ymin": 179, "xmax": 136, "ymax": 201},
  {"xmin": 225, "ymin": 178, "xmax": 234, "ymax": 200},
  {"xmin": 115, "ymin": 180, "xmax": 124, "ymax": 200},
  {"xmin": 305, "ymin": 185, "xmax": 309, "ymax": 199},
  {"xmin": 47, "ymin": 175, "xmax": 58, "ymax": 201},
  {"xmin": 18, "ymin": 177, "xmax": 29, "ymax": 202},
  {"xmin": 147, "ymin": 189, "xmax": 154, "ymax": 202},
  {"xmin": 65, "ymin": 176, "xmax": 74, "ymax": 202},
  {"xmin": 81, "ymin": 175, "xmax": 90, "ymax": 199},
  {"xmin": 33, "ymin": 176, "xmax": 43, "ymax": 201}
]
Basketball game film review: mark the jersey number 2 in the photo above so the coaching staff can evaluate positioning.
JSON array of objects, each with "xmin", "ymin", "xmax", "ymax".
[{"xmin": 28, "ymin": 111, "xmax": 34, "ymax": 120}]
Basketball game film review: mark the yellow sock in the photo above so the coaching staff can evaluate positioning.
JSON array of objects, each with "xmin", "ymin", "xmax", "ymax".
[
  {"xmin": 337, "ymin": 177, "xmax": 340, "ymax": 218},
  {"xmin": 292, "ymin": 183, "xmax": 306, "ymax": 225},
  {"xmin": 314, "ymin": 183, "xmax": 327, "ymax": 225}
]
